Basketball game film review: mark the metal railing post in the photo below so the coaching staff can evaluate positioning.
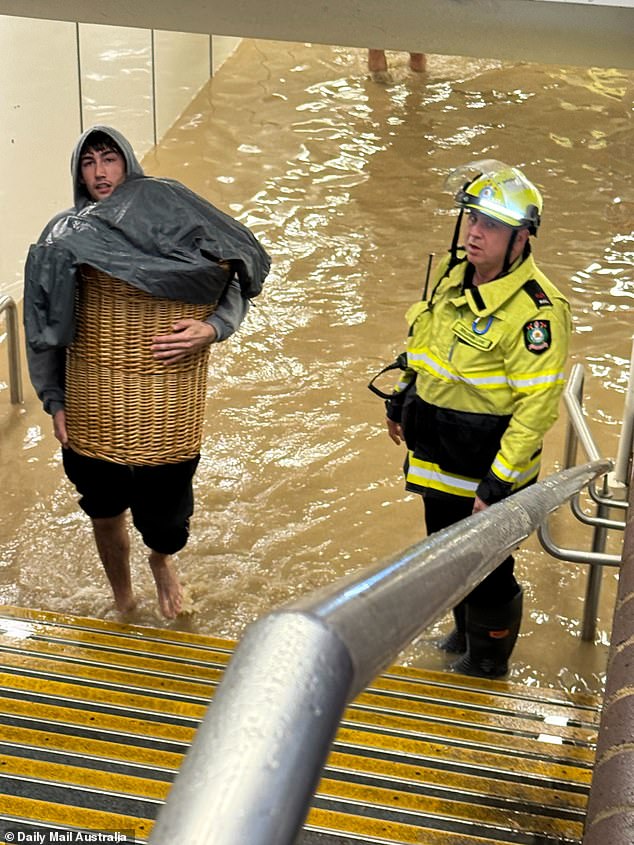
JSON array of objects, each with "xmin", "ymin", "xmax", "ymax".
[
  {"xmin": 0, "ymin": 295, "xmax": 24, "ymax": 404},
  {"xmin": 563, "ymin": 364, "xmax": 584, "ymax": 468},
  {"xmin": 610, "ymin": 336, "xmax": 634, "ymax": 488},
  {"xmin": 582, "ymin": 473, "xmax": 610, "ymax": 641}
]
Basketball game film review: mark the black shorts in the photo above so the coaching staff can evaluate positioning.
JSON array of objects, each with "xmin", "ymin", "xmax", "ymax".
[{"xmin": 62, "ymin": 448, "xmax": 200, "ymax": 555}]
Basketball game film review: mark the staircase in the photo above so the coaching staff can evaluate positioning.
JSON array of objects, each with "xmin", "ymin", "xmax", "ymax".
[{"xmin": 0, "ymin": 605, "xmax": 600, "ymax": 844}]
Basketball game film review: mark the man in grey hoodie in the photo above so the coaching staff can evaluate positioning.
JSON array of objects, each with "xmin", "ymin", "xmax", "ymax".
[{"xmin": 25, "ymin": 125, "xmax": 268, "ymax": 619}]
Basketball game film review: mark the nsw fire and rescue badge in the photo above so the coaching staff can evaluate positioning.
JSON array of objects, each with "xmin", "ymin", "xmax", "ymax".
[{"xmin": 523, "ymin": 319, "xmax": 551, "ymax": 354}]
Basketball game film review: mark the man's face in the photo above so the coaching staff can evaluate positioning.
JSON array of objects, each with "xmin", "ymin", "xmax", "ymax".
[
  {"xmin": 80, "ymin": 146, "xmax": 126, "ymax": 201},
  {"xmin": 464, "ymin": 210, "xmax": 528, "ymax": 278}
]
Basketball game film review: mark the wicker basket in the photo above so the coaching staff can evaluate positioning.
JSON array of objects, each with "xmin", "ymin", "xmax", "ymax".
[{"xmin": 65, "ymin": 266, "xmax": 217, "ymax": 466}]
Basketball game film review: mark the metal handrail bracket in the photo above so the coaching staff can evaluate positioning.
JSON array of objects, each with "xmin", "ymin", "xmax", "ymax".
[
  {"xmin": 570, "ymin": 493, "xmax": 626, "ymax": 531},
  {"xmin": 149, "ymin": 459, "xmax": 610, "ymax": 845},
  {"xmin": 0, "ymin": 294, "xmax": 24, "ymax": 405}
]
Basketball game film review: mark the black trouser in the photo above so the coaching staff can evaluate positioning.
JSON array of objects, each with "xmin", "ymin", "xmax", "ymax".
[
  {"xmin": 62, "ymin": 447, "xmax": 200, "ymax": 555},
  {"xmin": 422, "ymin": 492, "xmax": 520, "ymax": 608}
]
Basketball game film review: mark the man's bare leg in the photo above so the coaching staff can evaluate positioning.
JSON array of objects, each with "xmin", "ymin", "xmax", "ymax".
[
  {"xmin": 91, "ymin": 513, "xmax": 136, "ymax": 613},
  {"xmin": 149, "ymin": 551, "xmax": 183, "ymax": 619},
  {"xmin": 368, "ymin": 49, "xmax": 388, "ymax": 73},
  {"xmin": 409, "ymin": 52, "xmax": 427, "ymax": 72}
]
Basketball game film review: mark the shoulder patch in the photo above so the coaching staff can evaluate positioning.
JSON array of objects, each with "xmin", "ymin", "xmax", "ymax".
[
  {"xmin": 523, "ymin": 279, "xmax": 552, "ymax": 308},
  {"xmin": 524, "ymin": 319, "xmax": 551, "ymax": 354}
]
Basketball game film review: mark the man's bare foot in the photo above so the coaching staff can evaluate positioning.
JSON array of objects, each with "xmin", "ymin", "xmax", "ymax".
[
  {"xmin": 114, "ymin": 591, "xmax": 138, "ymax": 615},
  {"xmin": 149, "ymin": 552, "xmax": 183, "ymax": 619},
  {"xmin": 368, "ymin": 49, "xmax": 388, "ymax": 73},
  {"xmin": 409, "ymin": 53, "xmax": 427, "ymax": 72}
]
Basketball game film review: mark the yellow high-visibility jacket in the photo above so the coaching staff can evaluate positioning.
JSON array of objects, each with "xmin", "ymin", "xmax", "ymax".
[{"xmin": 392, "ymin": 250, "xmax": 571, "ymax": 502}]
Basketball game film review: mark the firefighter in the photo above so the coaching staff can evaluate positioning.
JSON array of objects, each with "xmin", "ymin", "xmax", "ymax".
[{"xmin": 385, "ymin": 160, "xmax": 572, "ymax": 678}]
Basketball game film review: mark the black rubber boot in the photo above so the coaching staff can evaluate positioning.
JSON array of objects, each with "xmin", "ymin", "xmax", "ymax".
[
  {"xmin": 452, "ymin": 588, "xmax": 523, "ymax": 679},
  {"xmin": 438, "ymin": 601, "xmax": 466, "ymax": 654}
]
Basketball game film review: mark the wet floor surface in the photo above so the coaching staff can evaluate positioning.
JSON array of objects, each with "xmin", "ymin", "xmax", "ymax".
[{"xmin": 1, "ymin": 41, "xmax": 633, "ymax": 695}]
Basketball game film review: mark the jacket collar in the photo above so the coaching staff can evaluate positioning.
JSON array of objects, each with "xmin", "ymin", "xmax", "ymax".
[{"xmin": 450, "ymin": 254, "xmax": 538, "ymax": 317}]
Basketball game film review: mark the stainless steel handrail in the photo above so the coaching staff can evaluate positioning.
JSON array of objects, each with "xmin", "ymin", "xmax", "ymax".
[
  {"xmin": 150, "ymin": 459, "xmax": 611, "ymax": 845},
  {"xmin": 563, "ymin": 362, "xmax": 601, "ymax": 464},
  {"xmin": 538, "ymin": 362, "xmax": 625, "ymax": 640},
  {"xmin": 0, "ymin": 295, "xmax": 24, "ymax": 404}
]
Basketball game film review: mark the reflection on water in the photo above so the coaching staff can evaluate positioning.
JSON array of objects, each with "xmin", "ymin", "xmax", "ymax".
[{"xmin": 1, "ymin": 42, "xmax": 632, "ymax": 696}]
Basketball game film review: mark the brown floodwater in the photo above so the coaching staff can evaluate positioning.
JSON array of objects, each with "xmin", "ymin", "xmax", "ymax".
[{"xmin": 1, "ymin": 40, "xmax": 632, "ymax": 696}]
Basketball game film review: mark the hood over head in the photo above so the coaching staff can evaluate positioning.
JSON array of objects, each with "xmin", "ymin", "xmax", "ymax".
[{"xmin": 70, "ymin": 125, "xmax": 144, "ymax": 210}]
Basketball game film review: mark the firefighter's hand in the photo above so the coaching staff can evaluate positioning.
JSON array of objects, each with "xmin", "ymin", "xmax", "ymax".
[
  {"xmin": 472, "ymin": 495, "xmax": 489, "ymax": 513},
  {"xmin": 151, "ymin": 319, "xmax": 217, "ymax": 364},
  {"xmin": 386, "ymin": 418, "xmax": 404, "ymax": 445},
  {"xmin": 53, "ymin": 409, "xmax": 69, "ymax": 447}
]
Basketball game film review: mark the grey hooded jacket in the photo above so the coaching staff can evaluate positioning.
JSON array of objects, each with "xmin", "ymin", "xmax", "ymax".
[{"xmin": 24, "ymin": 125, "xmax": 268, "ymax": 415}]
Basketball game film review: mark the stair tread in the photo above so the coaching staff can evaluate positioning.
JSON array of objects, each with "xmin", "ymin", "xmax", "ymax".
[
  {"xmin": 0, "ymin": 693, "xmax": 593, "ymax": 788},
  {"xmin": 1, "ymin": 724, "xmax": 589, "ymax": 809},
  {"xmin": 0, "ymin": 750, "xmax": 585, "ymax": 844},
  {"xmin": 0, "ymin": 684, "xmax": 595, "ymax": 772},
  {"xmin": 0, "ymin": 651, "xmax": 597, "ymax": 751},
  {"xmin": 0, "ymin": 606, "xmax": 601, "ymax": 709},
  {"xmin": 0, "ymin": 605, "xmax": 599, "ymax": 845},
  {"xmin": 303, "ymin": 804, "xmax": 576, "ymax": 844},
  {"xmin": 0, "ymin": 794, "xmax": 152, "ymax": 842}
]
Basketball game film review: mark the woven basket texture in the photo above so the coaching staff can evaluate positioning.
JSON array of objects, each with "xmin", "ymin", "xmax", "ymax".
[{"xmin": 66, "ymin": 266, "xmax": 216, "ymax": 466}]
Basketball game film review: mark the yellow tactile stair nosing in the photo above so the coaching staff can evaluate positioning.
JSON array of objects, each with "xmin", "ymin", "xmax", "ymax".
[
  {"xmin": 324, "ymin": 750, "xmax": 589, "ymax": 811},
  {"xmin": 0, "ymin": 753, "xmax": 169, "ymax": 803},
  {"xmin": 5, "ymin": 630, "xmax": 233, "ymax": 669},
  {"xmin": 0, "ymin": 724, "xmax": 184, "ymax": 771},
  {"xmin": 2, "ymin": 741, "xmax": 180, "ymax": 777},
  {"xmin": 371, "ymin": 677, "xmax": 601, "ymax": 725},
  {"xmin": 0, "ymin": 605, "xmax": 235, "ymax": 652},
  {"xmin": 304, "ymin": 803, "xmax": 581, "ymax": 845},
  {"xmin": 0, "ymin": 640, "xmax": 226, "ymax": 682},
  {"xmin": 0, "ymin": 642, "xmax": 599, "ymax": 735},
  {"xmin": 0, "ymin": 697, "xmax": 196, "ymax": 747},
  {"xmin": 1, "ymin": 727, "xmax": 589, "ymax": 812},
  {"xmin": 1, "ymin": 723, "xmax": 589, "ymax": 812},
  {"xmin": 381, "ymin": 667, "xmax": 601, "ymax": 710},
  {"xmin": 0, "ymin": 656, "xmax": 216, "ymax": 704},
  {"xmin": 333, "ymin": 731, "xmax": 594, "ymax": 786},
  {"xmin": 0, "ymin": 794, "xmax": 153, "ymax": 842},
  {"xmin": 0, "ymin": 671, "xmax": 206, "ymax": 723},
  {"xmin": 348, "ymin": 696, "xmax": 598, "ymax": 746},
  {"xmin": 336, "ymin": 722, "xmax": 595, "ymax": 771}
]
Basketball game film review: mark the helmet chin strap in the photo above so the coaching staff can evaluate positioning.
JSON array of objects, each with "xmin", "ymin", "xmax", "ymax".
[
  {"xmin": 500, "ymin": 232, "xmax": 531, "ymax": 277},
  {"xmin": 450, "ymin": 207, "xmax": 464, "ymax": 267},
  {"xmin": 501, "ymin": 229, "xmax": 518, "ymax": 276}
]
